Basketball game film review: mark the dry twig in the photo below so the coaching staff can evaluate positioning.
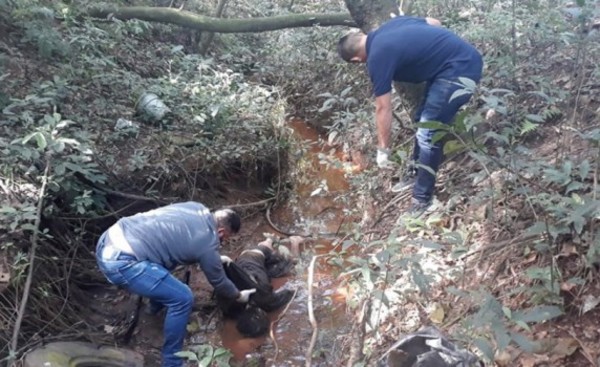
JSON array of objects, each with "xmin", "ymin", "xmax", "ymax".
[
  {"xmin": 270, "ymin": 287, "xmax": 298, "ymax": 364},
  {"xmin": 346, "ymin": 299, "xmax": 369, "ymax": 367},
  {"xmin": 565, "ymin": 328, "xmax": 597, "ymax": 367},
  {"xmin": 221, "ymin": 197, "xmax": 275, "ymax": 210},
  {"xmin": 459, "ymin": 234, "xmax": 542, "ymax": 260},
  {"xmin": 305, "ymin": 255, "xmax": 322, "ymax": 367},
  {"xmin": 8, "ymin": 157, "xmax": 51, "ymax": 366}
]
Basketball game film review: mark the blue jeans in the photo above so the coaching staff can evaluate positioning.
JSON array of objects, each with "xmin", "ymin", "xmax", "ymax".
[
  {"xmin": 95, "ymin": 233, "xmax": 193, "ymax": 367},
  {"xmin": 411, "ymin": 73, "xmax": 481, "ymax": 203}
]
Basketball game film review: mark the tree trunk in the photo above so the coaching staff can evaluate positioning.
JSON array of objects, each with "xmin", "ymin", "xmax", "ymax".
[
  {"xmin": 198, "ymin": 0, "xmax": 230, "ymax": 54},
  {"xmin": 343, "ymin": 0, "xmax": 398, "ymax": 32},
  {"xmin": 86, "ymin": 6, "xmax": 355, "ymax": 33}
]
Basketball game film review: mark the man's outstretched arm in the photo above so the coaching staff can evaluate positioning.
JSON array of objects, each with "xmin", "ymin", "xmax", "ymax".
[
  {"xmin": 374, "ymin": 92, "xmax": 394, "ymax": 168},
  {"xmin": 375, "ymin": 92, "xmax": 393, "ymax": 150}
]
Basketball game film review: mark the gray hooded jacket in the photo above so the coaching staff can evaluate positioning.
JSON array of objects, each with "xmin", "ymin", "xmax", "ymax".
[{"xmin": 117, "ymin": 201, "xmax": 239, "ymax": 299}]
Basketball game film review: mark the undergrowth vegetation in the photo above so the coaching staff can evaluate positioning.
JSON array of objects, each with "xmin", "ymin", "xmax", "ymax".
[
  {"xmin": 318, "ymin": 0, "xmax": 600, "ymax": 365},
  {"xmin": 1, "ymin": 0, "xmax": 600, "ymax": 365},
  {"xmin": 0, "ymin": 0, "xmax": 286, "ymax": 361}
]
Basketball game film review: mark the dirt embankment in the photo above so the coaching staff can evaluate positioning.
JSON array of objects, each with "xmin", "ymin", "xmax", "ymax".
[{"xmin": 3, "ymin": 2, "xmax": 600, "ymax": 367}]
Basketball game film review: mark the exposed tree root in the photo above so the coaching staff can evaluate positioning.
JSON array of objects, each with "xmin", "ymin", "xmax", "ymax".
[{"xmin": 266, "ymin": 203, "xmax": 310, "ymax": 237}]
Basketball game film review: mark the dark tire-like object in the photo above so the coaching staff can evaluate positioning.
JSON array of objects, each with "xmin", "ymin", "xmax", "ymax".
[{"xmin": 23, "ymin": 341, "xmax": 144, "ymax": 367}]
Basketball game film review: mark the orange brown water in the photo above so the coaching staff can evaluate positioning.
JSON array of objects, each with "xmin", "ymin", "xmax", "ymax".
[
  {"xmin": 214, "ymin": 119, "xmax": 354, "ymax": 365},
  {"xmin": 288, "ymin": 118, "xmax": 350, "ymax": 196}
]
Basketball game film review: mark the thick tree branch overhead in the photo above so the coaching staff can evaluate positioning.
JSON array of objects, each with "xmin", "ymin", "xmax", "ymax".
[{"xmin": 86, "ymin": 6, "xmax": 356, "ymax": 32}]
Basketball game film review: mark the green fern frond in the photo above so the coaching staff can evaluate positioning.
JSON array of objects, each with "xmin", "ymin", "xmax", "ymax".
[{"xmin": 520, "ymin": 120, "xmax": 539, "ymax": 136}]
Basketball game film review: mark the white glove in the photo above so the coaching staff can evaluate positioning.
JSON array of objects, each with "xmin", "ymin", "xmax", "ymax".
[
  {"xmin": 220, "ymin": 255, "xmax": 233, "ymax": 265},
  {"xmin": 376, "ymin": 148, "xmax": 392, "ymax": 169},
  {"xmin": 236, "ymin": 288, "xmax": 256, "ymax": 303}
]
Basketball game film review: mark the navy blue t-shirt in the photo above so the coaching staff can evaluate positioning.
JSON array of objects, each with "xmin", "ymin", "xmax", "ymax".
[{"xmin": 366, "ymin": 16, "xmax": 482, "ymax": 97}]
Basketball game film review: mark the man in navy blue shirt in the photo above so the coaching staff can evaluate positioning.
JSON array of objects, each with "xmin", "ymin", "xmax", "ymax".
[
  {"xmin": 95, "ymin": 202, "xmax": 255, "ymax": 367},
  {"xmin": 338, "ymin": 16, "xmax": 483, "ymax": 214}
]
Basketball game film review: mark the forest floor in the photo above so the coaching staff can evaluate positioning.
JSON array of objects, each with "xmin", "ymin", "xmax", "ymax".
[{"xmin": 2, "ymin": 5, "xmax": 600, "ymax": 367}]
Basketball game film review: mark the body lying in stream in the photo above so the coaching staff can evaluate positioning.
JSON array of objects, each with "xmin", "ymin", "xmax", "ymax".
[{"xmin": 217, "ymin": 239, "xmax": 296, "ymax": 337}]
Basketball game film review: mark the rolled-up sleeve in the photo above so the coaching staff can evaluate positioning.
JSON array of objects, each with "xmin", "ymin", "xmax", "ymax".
[{"xmin": 198, "ymin": 249, "xmax": 239, "ymax": 299}]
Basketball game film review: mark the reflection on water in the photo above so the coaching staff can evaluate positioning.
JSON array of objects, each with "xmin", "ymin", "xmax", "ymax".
[
  {"xmin": 219, "ymin": 277, "xmax": 348, "ymax": 365},
  {"xmin": 220, "ymin": 318, "xmax": 267, "ymax": 361},
  {"xmin": 286, "ymin": 119, "xmax": 350, "ymax": 238},
  {"xmin": 288, "ymin": 118, "xmax": 350, "ymax": 196},
  {"xmin": 215, "ymin": 119, "xmax": 354, "ymax": 365}
]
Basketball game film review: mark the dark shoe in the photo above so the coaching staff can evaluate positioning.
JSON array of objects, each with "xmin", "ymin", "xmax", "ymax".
[
  {"xmin": 408, "ymin": 198, "xmax": 432, "ymax": 217},
  {"xmin": 392, "ymin": 164, "xmax": 418, "ymax": 193}
]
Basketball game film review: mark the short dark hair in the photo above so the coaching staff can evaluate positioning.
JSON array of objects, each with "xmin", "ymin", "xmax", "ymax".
[
  {"xmin": 337, "ymin": 31, "xmax": 364, "ymax": 62},
  {"xmin": 214, "ymin": 208, "xmax": 241, "ymax": 234}
]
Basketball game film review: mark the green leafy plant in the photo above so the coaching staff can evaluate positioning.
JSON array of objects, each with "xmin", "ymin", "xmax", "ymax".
[
  {"xmin": 451, "ymin": 290, "xmax": 563, "ymax": 361},
  {"xmin": 175, "ymin": 345, "xmax": 232, "ymax": 367}
]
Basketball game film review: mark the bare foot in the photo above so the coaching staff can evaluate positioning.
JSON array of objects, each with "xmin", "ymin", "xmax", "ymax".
[{"xmin": 287, "ymin": 236, "xmax": 305, "ymax": 257}]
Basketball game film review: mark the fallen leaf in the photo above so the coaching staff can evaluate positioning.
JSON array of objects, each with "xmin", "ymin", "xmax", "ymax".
[
  {"xmin": 495, "ymin": 346, "xmax": 520, "ymax": 367},
  {"xmin": 186, "ymin": 320, "xmax": 200, "ymax": 333},
  {"xmin": 550, "ymin": 337, "xmax": 579, "ymax": 358},
  {"xmin": 310, "ymin": 187, "xmax": 323, "ymax": 196},
  {"xmin": 558, "ymin": 244, "xmax": 579, "ymax": 258},
  {"xmin": 583, "ymin": 326, "xmax": 597, "ymax": 339},
  {"xmin": 494, "ymin": 350, "xmax": 512, "ymax": 367},
  {"xmin": 537, "ymin": 331, "xmax": 548, "ymax": 338},
  {"xmin": 520, "ymin": 355, "xmax": 536, "ymax": 367},
  {"xmin": 581, "ymin": 294, "xmax": 600, "ymax": 314},
  {"xmin": 485, "ymin": 108, "xmax": 496, "ymax": 120},
  {"xmin": 520, "ymin": 354, "xmax": 549, "ymax": 367},
  {"xmin": 560, "ymin": 281, "xmax": 577, "ymax": 292},
  {"xmin": 524, "ymin": 252, "xmax": 538, "ymax": 264},
  {"xmin": 427, "ymin": 302, "xmax": 445, "ymax": 324}
]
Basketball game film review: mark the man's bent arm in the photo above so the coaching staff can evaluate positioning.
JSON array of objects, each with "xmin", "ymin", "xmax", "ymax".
[
  {"xmin": 375, "ymin": 93, "xmax": 393, "ymax": 149},
  {"xmin": 198, "ymin": 250, "xmax": 240, "ymax": 299}
]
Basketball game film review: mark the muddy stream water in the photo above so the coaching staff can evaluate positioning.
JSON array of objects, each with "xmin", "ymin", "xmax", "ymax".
[
  {"xmin": 201, "ymin": 119, "xmax": 356, "ymax": 366},
  {"xmin": 73, "ymin": 119, "xmax": 358, "ymax": 366}
]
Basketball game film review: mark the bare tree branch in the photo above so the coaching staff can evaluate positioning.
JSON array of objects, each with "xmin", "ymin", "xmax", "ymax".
[
  {"xmin": 86, "ymin": 6, "xmax": 356, "ymax": 33},
  {"xmin": 8, "ymin": 156, "xmax": 51, "ymax": 367}
]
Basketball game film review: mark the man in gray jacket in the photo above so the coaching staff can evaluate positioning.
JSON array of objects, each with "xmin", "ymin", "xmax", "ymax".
[{"xmin": 95, "ymin": 202, "xmax": 254, "ymax": 367}]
